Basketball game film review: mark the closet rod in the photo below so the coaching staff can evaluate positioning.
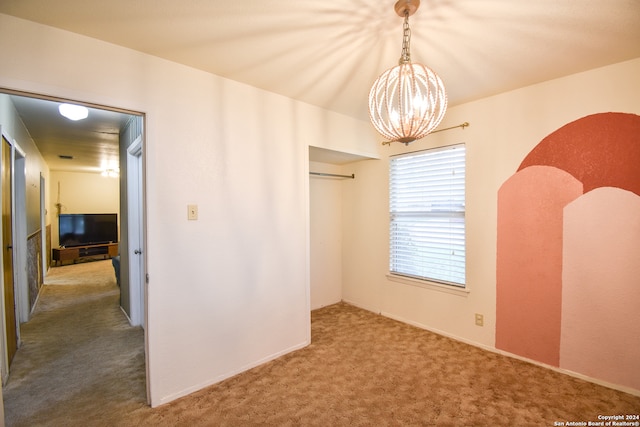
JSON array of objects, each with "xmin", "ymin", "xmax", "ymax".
[{"xmin": 309, "ymin": 172, "xmax": 355, "ymax": 179}]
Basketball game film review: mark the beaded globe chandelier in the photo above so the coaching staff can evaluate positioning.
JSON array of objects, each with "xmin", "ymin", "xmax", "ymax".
[{"xmin": 368, "ymin": 0, "xmax": 447, "ymax": 145}]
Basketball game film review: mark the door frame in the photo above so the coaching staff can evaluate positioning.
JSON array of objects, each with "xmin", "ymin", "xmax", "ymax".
[
  {"xmin": 0, "ymin": 90, "xmax": 149, "ymax": 403},
  {"xmin": 0, "ymin": 128, "xmax": 27, "ymax": 381},
  {"xmin": 11, "ymin": 140, "xmax": 27, "ymax": 325},
  {"xmin": 40, "ymin": 173, "xmax": 47, "ymax": 291},
  {"xmin": 126, "ymin": 135, "xmax": 145, "ymax": 328}
]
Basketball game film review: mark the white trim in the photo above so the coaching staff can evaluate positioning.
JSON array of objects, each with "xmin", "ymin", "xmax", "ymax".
[
  {"xmin": 0, "ymin": 126, "xmax": 8, "ymax": 382},
  {"xmin": 12, "ymin": 140, "xmax": 25, "ymax": 158},
  {"xmin": 304, "ymin": 144, "xmax": 311, "ymax": 344},
  {"xmin": 386, "ymin": 273, "xmax": 470, "ymax": 296},
  {"xmin": 40, "ymin": 173, "xmax": 47, "ymax": 291},
  {"xmin": 120, "ymin": 305, "xmax": 133, "ymax": 325},
  {"xmin": 126, "ymin": 135, "xmax": 144, "ymax": 327},
  {"xmin": 12, "ymin": 141, "xmax": 28, "ymax": 326},
  {"xmin": 29, "ymin": 286, "xmax": 42, "ymax": 316},
  {"xmin": 128, "ymin": 134, "xmax": 142, "ymax": 156},
  {"xmin": 0, "ymin": 128, "xmax": 27, "ymax": 382}
]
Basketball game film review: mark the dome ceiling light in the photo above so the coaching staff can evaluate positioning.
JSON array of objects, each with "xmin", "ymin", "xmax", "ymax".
[{"xmin": 58, "ymin": 103, "xmax": 89, "ymax": 121}]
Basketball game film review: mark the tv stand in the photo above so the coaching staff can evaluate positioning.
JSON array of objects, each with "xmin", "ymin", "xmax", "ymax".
[{"xmin": 52, "ymin": 243, "xmax": 118, "ymax": 266}]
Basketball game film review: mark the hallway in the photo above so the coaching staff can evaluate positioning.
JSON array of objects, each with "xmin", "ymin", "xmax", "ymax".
[{"xmin": 3, "ymin": 260, "xmax": 146, "ymax": 426}]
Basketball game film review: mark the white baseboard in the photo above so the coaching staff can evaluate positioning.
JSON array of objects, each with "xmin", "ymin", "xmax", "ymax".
[{"xmin": 120, "ymin": 306, "xmax": 133, "ymax": 325}]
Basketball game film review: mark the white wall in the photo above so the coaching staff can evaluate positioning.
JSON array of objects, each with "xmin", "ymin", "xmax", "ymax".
[
  {"xmin": 342, "ymin": 58, "xmax": 640, "ymax": 365},
  {"xmin": 0, "ymin": 93, "xmax": 50, "ymax": 329},
  {"xmin": 49, "ymin": 170, "xmax": 120, "ymax": 247},
  {"xmin": 0, "ymin": 94, "xmax": 50, "ymax": 235},
  {"xmin": 0, "ymin": 13, "xmax": 378, "ymax": 406},
  {"xmin": 309, "ymin": 161, "xmax": 344, "ymax": 310}
]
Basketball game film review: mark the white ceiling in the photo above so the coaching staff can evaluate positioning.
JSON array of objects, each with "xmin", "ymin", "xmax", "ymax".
[
  {"xmin": 1, "ymin": 0, "xmax": 639, "ymax": 168},
  {"xmin": 7, "ymin": 94, "xmax": 135, "ymax": 173}
]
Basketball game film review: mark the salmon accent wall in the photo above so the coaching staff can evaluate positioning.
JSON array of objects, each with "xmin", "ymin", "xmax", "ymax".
[
  {"xmin": 561, "ymin": 188, "xmax": 640, "ymax": 390},
  {"xmin": 496, "ymin": 112, "xmax": 640, "ymax": 391},
  {"xmin": 496, "ymin": 167, "xmax": 582, "ymax": 366}
]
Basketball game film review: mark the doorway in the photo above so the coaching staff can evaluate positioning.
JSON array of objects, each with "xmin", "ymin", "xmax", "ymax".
[{"xmin": 0, "ymin": 90, "xmax": 148, "ymax": 402}]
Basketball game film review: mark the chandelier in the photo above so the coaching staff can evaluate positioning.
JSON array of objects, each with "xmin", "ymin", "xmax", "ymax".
[{"xmin": 368, "ymin": 0, "xmax": 447, "ymax": 145}]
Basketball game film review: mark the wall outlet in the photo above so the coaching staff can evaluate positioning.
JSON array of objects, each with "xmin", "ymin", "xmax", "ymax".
[
  {"xmin": 187, "ymin": 204, "xmax": 198, "ymax": 220},
  {"xmin": 475, "ymin": 313, "xmax": 484, "ymax": 327}
]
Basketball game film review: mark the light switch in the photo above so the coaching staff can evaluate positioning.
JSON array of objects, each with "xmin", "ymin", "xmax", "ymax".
[{"xmin": 187, "ymin": 204, "xmax": 198, "ymax": 220}]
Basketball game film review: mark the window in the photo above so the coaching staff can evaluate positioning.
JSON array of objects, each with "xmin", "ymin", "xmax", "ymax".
[{"xmin": 389, "ymin": 144, "xmax": 466, "ymax": 287}]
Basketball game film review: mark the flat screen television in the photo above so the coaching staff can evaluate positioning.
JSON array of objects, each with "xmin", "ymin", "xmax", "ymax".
[{"xmin": 59, "ymin": 213, "xmax": 118, "ymax": 248}]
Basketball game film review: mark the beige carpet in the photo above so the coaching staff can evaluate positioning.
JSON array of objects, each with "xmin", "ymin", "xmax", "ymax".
[
  {"xmin": 4, "ymin": 262, "xmax": 640, "ymax": 426},
  {"xmin": 3, "ymin": 260, "xmax": 147, "ymax": 426}
]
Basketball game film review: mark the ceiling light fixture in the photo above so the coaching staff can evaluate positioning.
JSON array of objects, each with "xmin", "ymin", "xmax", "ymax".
[
  {"xmin": 101, "ymin": 160, "xmax": 119, "ymax": 178},
  {"xmin": 368, "ymin": 0, "xmax": 447, "ymax": 145},
  {"xmin": 58, "ymin": 103, "xmax": 89, "ymax": 121},
  {"xmin": 101, "ymin": 168, "xmax": 119, "ymax": 178}
]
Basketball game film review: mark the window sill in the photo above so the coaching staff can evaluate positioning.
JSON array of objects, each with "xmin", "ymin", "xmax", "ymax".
[{"xmin": 386, "ymin": 273, "xmax": 470, "ymax": 297}]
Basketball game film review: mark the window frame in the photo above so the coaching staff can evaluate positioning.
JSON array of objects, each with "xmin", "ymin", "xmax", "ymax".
[{"xmin": 388, "ymin": 143, "xmax": 466, "ymax": 288}]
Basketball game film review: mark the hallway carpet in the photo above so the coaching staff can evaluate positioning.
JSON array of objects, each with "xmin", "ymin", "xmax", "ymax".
[
  {"xmin": 3, "ymin": 260, "xmax": 147, "ymax": 426},
  {"xmin": 3, "ymin": 260, "xmax": 639, "ymax": 425}
]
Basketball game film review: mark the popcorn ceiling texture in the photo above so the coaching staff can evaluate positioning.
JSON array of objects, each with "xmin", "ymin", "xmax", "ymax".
[{"xmin": 4, "ymin": 260, "xmax": 640, "ymax": 426}]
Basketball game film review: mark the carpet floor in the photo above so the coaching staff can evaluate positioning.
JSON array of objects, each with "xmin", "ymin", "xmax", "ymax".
[
  {"xmin": 3, "ymin": 260, "xmax": 147, "ymax": 426},
  {"xmin": 3, "ymin": 261, "xmax": 639, "ymax": 426}
]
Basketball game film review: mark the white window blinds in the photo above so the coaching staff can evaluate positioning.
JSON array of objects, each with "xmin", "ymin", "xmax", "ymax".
[{"xmin": 389, "ymin": 143, "xmax": 466, "ymax": 286}]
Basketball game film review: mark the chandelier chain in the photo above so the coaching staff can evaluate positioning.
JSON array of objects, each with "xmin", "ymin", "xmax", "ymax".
[{"xmin": 400, "ymin": 10, "xmax": 411, "ymax": 64}]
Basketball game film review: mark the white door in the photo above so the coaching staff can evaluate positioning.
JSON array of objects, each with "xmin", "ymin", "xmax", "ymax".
[{"xmin": 126, "ymin": 136, "xmax": 145, "ymax": 328}]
